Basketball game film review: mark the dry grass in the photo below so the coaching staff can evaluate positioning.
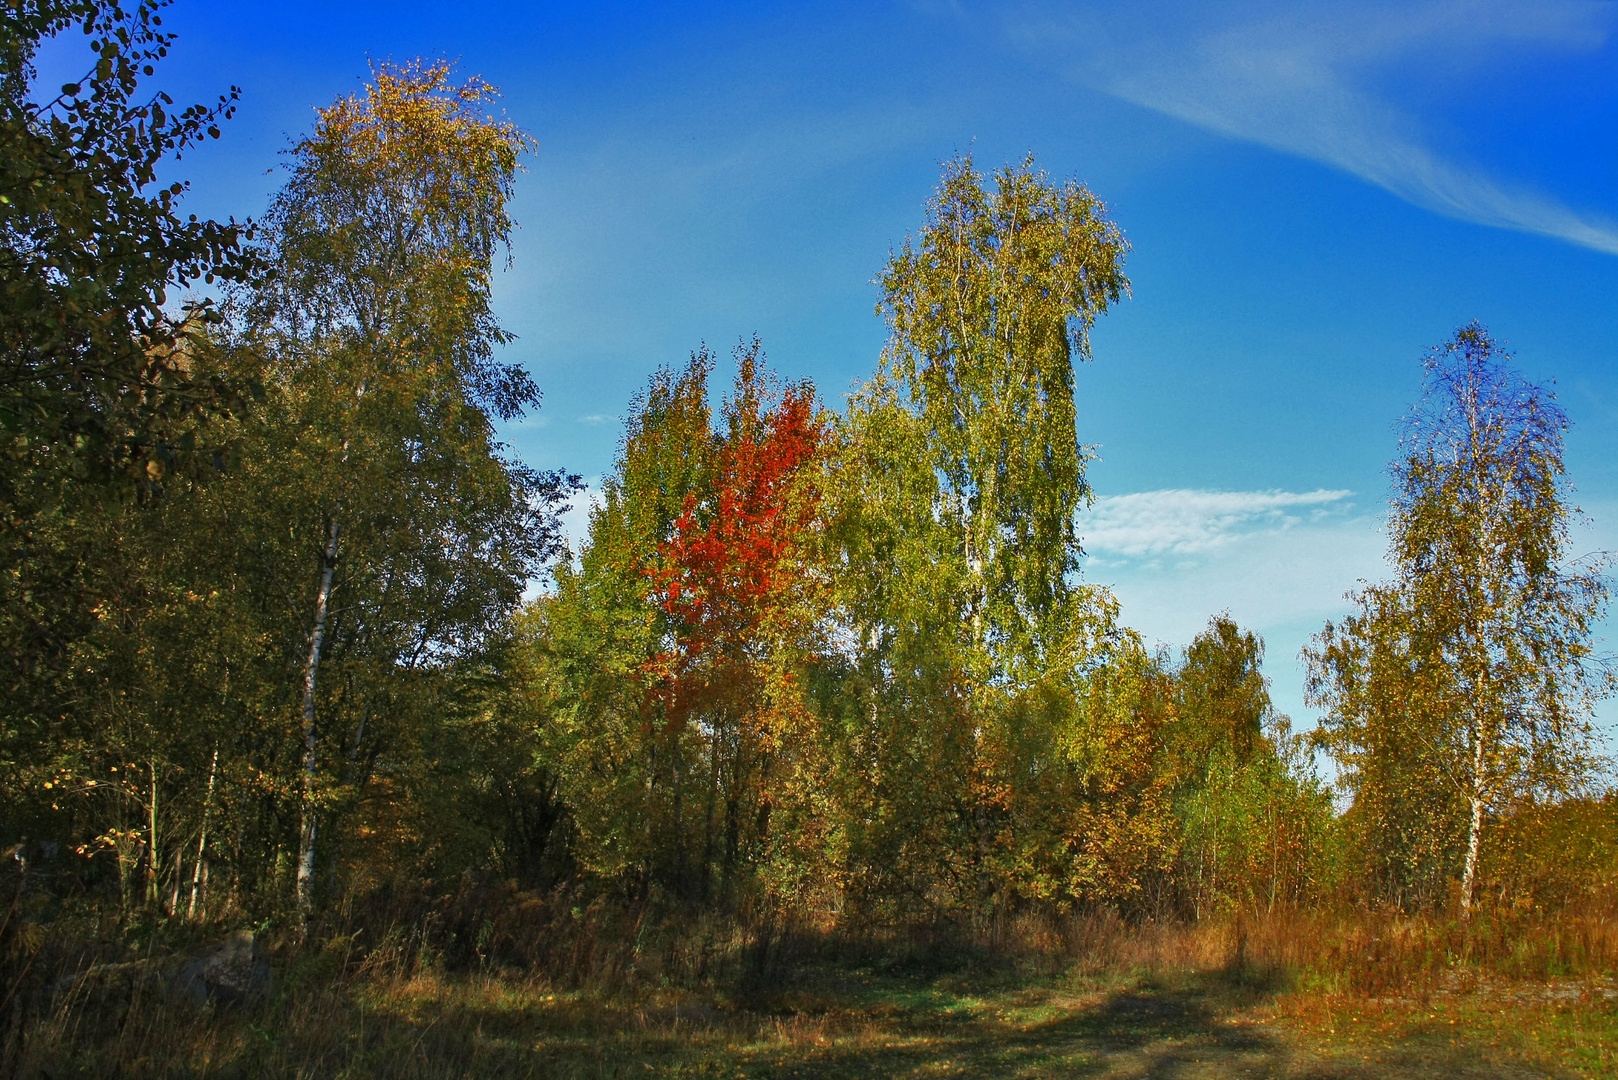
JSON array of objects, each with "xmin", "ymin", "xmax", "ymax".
[{"xmin": 8, "ymin": 905, "xmax": 1618, "ymax": 1078}]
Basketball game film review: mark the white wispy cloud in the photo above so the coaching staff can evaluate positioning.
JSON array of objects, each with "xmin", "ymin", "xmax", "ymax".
[
  {"xmin": 1083, "ymin": 508, "xmax": 1387, "ymax": 642},
  {"xmin": 999, "ymin": 0, "xmax": 1618, "ymax": 255},
  {"xmin": 558, "ymin": 482, "xmax": 605, "ymax": 558},
  {"xmin": 1079, "ymin": 487, "xmax": 1387, "ymax": 722},
  {"xmin": 524, "ymin": 482, "xmax": 606, "ymax": 600},
  {"xmin": 1080, "ymin": 489, "xmax": 1618, "ymax": 729},
  {"xmin": 1082, "ymin": 487, "xmax": 1356, "ymax": 559}
]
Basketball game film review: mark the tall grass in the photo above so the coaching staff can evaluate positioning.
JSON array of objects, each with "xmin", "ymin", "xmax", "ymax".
[{"xmin": 7, "ymin": 884, "xmax": 1618, "ymax": 1076}]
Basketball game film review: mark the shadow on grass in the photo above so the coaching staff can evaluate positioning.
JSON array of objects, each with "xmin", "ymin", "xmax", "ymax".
[
  {"xmin": 21, "ymin": 960, "xmax": 1592, "ymax": 1078},
  {"xmin": 724, "ymin": 966, "xmax": 1288, "ymax": 1080},
  {"xmin": 720, "ymin": 964, "xmax": 1579, "ymax": 1080}
]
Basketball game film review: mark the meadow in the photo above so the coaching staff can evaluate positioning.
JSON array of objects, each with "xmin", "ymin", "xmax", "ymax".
[{"xmin": 13, "ymin": 907, "xmax": 1618, "ymax": 1078}]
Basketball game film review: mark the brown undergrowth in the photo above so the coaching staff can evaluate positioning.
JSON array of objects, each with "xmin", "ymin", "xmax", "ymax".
[{"xmin": 6, "ymin": 896, "xmax": 1618, "ymax": 1078}]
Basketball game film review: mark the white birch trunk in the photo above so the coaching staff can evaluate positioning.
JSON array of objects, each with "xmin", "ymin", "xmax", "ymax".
[
  {"xmin": 1460, "ymin": 733, "xmax": 1486, "ymax": 917},
  {"xmin": 189, "ymin": 746, "xmax": 218, "ymax": 920},
  {"xmin": 296, "ymin": 516, "xmax": 340, "ymax": 920}
]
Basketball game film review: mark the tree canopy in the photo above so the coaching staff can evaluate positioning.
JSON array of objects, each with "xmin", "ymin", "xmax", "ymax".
[
  {"xmin": 0, "ymin": 22, "xmax": 1607, "ymax": 981},
  {"xmin": 1306, "ymin": 323, "xmax": 1612, "ymax": 912}
]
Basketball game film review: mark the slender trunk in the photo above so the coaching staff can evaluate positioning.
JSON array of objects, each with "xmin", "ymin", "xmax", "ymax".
[
  {"xmin": 961, "ymin": 492, "xmax": 985, "ymax": 652},
  {"xmin": 116, "ymin": 786, "xmax": 131, "ymax": 912},
  {"xmin": 1460, "ymin": 732, "xmax": 1486, "ymax": 917},
  {"xmin": 703, "ymin": 722, "xmax": 722, "ymax": 905},
  {"xmin": 645, "ymin": 741, "xmax": 659, "ymax": 900},
  {"xmin": 189, "ymin": 747, "xmax": 218, "ymax": 920},
  {"xmin": 1268, "ymin": 792, "xmax": 1279, "ymax": 912},
  {"xmin": 1459, "ymin": 494, "xmax": 1500, "ymax": 918},
  {"xmin": 167, "ymin": 846, "xmax": 183, "ymax": 914},
  {"xmin": 146, "ymin": 762, "xmax": 160, "ymax": 907},
  {"xmin": 297, "ymin": 516, "xmax": 340, "ymax": 921},
  {"xmin": 345, "ymin": 705, "xmax": 369, "ymax": 782},
  {"xmin": 722, "ymin": 735, "xmax": 746, "ymax": 904}
]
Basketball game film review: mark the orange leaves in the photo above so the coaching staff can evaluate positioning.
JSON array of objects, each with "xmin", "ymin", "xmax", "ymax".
[
  {"xmin": 598, "ymin": 352, "xmax": 834, "ymax": 904},
  {"xmin": 313, "ymin": 59, "xmax": 533, "ymax": 198},
  {"xmin": 646, "ymin": 377, "xmax": 826, "ymax": 702}
]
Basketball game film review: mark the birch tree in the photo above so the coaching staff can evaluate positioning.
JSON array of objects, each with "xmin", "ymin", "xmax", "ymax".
[
  {"xmin": 241, "ymin": 60, "xmax": 572, "ymax": 918},
  {"xmin": 875, "ymin": 154, "xmax": 1128, "ymax": 665},
  {"xmin": 824, "ymin": 154, "xmax": 1134, "ymax": 918},
  {"xmin": 1307, "ymin": 323, "xmax": 1612, "ymax": 913}
]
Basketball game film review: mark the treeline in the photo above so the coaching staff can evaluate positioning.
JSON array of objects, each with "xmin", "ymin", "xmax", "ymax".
[
  {"xmin": 3, "ymin": 14, "xmax": 574, "ymax": 929},
  {"xmin": 2, "ymin": 0, "xmax": 1612, "ymax": 964}
]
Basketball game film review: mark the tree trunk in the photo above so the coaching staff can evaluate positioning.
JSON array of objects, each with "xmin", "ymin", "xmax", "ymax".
[
  {"xmin": 146, "ymin": 761, "xmax": 160, "ymax": 907},
  {"xmin": 1460, "ymin": 730, "xmax": 1486, "ymax": 918},
  {"xmin": 167, "ymin": 846, "xmax": 183, "ymax": 914},
  {"xmin": 189, "ymin": 746, "xmax": 218, "ymax": 920},
  {"xmin": 702, "ymin": 725, "xmax": 720, "ymax": 904},
  {"xmin": 296, "ymin": 516, "xmax": 340, "ymax": 922}
]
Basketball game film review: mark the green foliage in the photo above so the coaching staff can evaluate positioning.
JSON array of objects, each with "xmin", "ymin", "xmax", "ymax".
[
  {"xmin": 1169, "ymin": 616, "xmax": 1337, "ymax": 917},
  {"xmin": 0, "ymin": 60, "xmax": 575, "ymax": 927},
  {"xmin": 0, "ymin": 0, "xmax": 254, "ymax": 865},
  {"xmin": 0, "ymin": 0, "xmax": 253, "ymax": 480},
  {"xmin": 1484, "ymin": 794, "xmax": 1618, "ymax": 911},
  {"xmin": 1306, "ymin": 324, "xmax": 1613, "ymax": 911},
  {"xmin": 536, "ymin": 349, "xmax": 719, "ymax": 887},
  {"xmin": 811, "ymin": 155, "xmax": 1164, "ymax": 923},
  {"xmin": 5, "ymin": 38, "xmax": 1599, "ymax": 1004},
  {"xmin": 1307, "ymin": 584, "xmax": 1468, "ymax": 907},
  {"xmin": 532, "ymin": 343, "xmax": 831, "ymax": 914},
  {"xmin": 233, "ymin": 59, "xmax": 575, "ymax": 913},
  {"xmin": 874, "ymin": 153, "xmax": 1128, "ymax": 664},
  {"xmin": 1176, "ymin": 614, "xmax": 1270, "ymax": 769}
]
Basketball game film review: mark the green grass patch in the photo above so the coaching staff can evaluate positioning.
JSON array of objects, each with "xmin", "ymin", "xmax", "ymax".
[{"xmin": 17, "ymin": 951, "xmax": 1618, "ymax": 1078}]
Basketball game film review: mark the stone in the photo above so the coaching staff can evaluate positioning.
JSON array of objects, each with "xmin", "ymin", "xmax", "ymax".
[{"xmin": 172, "ymin": 930, "xmax": 273, "ymax": 1009}]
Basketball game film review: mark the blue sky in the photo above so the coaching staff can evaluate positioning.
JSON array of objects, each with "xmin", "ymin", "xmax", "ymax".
[{"xmin": 74, "ymin": 0, "xmax": 1618, "ymax": 727}]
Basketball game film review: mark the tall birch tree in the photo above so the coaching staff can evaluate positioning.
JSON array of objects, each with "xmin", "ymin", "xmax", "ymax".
[
  {"xmin": 241, "ymin": 60, "xmax": 570, "ymax": 918},
  {"xmin": 826, "ymin": 155, "xmax": 1134, "ymax": 918},
  {"xmin": 1307, "ymin": 323, "xmax": 1612, "ymax": 913},
  {"xmin": 874, "ymin": 154, "xmax": 1128, "ymax": 665}
]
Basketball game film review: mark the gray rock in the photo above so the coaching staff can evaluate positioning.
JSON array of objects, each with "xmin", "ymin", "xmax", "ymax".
[{"xmin": 172, "ymin": 930, "xmax": 273, "ymax": 1009}]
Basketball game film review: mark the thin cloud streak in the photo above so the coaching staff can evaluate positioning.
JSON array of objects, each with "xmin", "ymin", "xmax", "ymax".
[
  {"xmin": 1001, "ymin": 0, "xmax": 1618, "ymax": 255},
  {"xmin": 1084, "ymin": 515, "xmax": 1386, "ymax": 639},
  {"xmin": 1080, "ymin": 488, "xmax": 1387, "ymax": 724},
  {"xmin": 1083, "ymin": 487, "xmax": 1357, "ymax": 559}
]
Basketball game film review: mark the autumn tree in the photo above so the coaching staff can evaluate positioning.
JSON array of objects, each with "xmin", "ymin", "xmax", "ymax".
[
  {"xmin": 1170, "ymin": 615, "xmax": 1333, "ymax": 916},
  {"xmin": 825, "ymin": 154, "xmax": 1139, "ymax": 920},
  {"xmin": 1306, "ymin": 324, "xmax": 1612, "ymax": 914},
  {"xmin": 536, "ymin": 343, "xmax": 828, "ymax": 911},
  {"xmin": 538, "ymin": 351, "xmax": 719, "ymax": 891},
  {"xmin": 234, "ymin": 60, "xmax": 574, "ymax": 918},
  {"xmin": 645, "ymin": 342, "xmax": 827, "ymax": 908},
  {"xmin": 875, "ymin": 153, "xmax": 1128, "ymax": 663},
  {"xmin": 0, "ymin": 0, "xmax": 254, "ymax": 891},
  {"xmin": 1176, "ymin": 615, "xmax": 1270, "ymax": 770},
  {"xmin": 0, "ymin": 57, "xmax": 576, "ymax": 928}
]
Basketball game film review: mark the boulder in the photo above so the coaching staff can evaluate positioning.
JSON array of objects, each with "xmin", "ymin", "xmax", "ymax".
[{"xmin": 172, "ymin": 930, "xmax": 272, "ymax": 1009}]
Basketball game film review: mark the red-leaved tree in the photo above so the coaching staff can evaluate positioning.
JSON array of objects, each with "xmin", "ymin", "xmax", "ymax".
[{"xmin": 644, "ymin": 347, "xmax": 826, "ymax": 907}]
